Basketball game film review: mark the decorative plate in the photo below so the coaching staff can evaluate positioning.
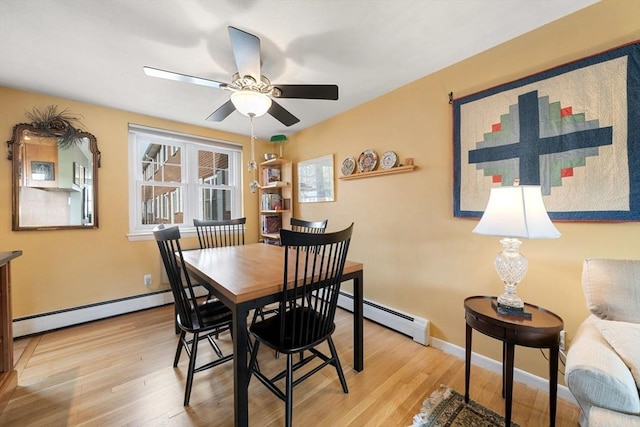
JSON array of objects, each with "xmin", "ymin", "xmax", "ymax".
[
  {"xmin": 341, "ymin": 157, "xmax": 356, "ymax": 176},
  {"xmin": 357, "ymin": 149, "xmax": 378, "ymax": 173},
  {"xmin": 381, "ymin": 151, "xmax": 398, "ymax": 169}
]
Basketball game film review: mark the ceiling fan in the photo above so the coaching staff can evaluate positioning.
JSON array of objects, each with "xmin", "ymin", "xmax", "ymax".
[{"xmin": 144, "ymin": 26, "xmax": 339, "ymax": 127}]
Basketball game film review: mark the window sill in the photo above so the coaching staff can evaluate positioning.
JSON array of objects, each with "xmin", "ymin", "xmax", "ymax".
[{"xmin": 127, "ymin": 227, "xmax": 197, "ymax": 241}]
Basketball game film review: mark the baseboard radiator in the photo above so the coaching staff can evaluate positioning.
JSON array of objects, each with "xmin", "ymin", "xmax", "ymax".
[
  {"xmin": 12, "ymin": 286, "xmax": 206, "ymax": 338},
  {"xmin": 14, "ymin": 288, "xmax": 429, "ymax": 344},
  {"xmin": 337, "ymin": 291, "xmax": 430, "ymax": 345}
]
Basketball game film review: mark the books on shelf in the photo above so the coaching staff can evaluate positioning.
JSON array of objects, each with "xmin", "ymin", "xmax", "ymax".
[
  {"xmin": 262, "ymin": 167, "xmax": 281, "ymax": 184},
  {"xmin": 261, "ymin": 193, "xmax": 282, "ymax": 210},
  {"xmin": 261, "ymin": 215, "xmax": 282, "ymax": 235},
  {"xmin": 261, "ymin": 194, "xmax": 290, "ymax": 211}
]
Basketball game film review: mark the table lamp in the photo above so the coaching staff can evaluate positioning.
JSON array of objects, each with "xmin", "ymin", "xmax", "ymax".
[
  {"xmin": 270, "ymin": 134, "xmax": 288, "ymax": 157},
  {"xmin": 472, "ymin": 183, "xmax": 560, "ymax": 316}
]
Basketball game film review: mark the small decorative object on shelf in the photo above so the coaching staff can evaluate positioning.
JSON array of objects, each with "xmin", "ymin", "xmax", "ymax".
[
  {"xmin": 380, "ymin": 151, "xmax": 398, "ymax": 169},
  {"xmin": 341, "ymin": 156, "xmax": 356, "ymax": 176},
  {"xmin": 357, "ymin": 149, "xmax": 378, "ymax": 172}
]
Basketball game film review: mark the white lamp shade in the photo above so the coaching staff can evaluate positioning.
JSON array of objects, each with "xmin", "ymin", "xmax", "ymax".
[
  {"xmin": 231, "ymin": 91, "xmax": 272, "ymax": 117},
  {"xmin": 472, "ymin": 185, "xmax": 561, "ymax": 239}
]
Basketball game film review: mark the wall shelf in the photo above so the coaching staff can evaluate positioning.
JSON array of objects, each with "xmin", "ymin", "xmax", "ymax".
[{"xmin": 339, "ymin": 164, "xmax": 416, "ymax": 180}]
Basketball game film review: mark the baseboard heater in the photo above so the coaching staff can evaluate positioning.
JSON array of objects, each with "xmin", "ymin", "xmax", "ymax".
[
  {"xmin": 14, "ymin": 287, "xmax": 430, "ymax": 345},
  {"xmin": 12, "ymin": 287, "xmax": 207, "ymax": 338},
  {"xmin": 337, "ymin": 291, "xmax": 430, "ymax": 346}
]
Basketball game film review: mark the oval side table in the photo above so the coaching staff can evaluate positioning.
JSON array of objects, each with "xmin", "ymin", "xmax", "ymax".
[{"xmin": 464, "ymin": 295, "xmax": 563, "ymax": 427}]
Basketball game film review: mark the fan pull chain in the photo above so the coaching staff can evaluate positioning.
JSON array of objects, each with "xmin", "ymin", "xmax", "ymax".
[{"xmin": 248, "ymin": 115, "xmax": 260, "ymax": 192}]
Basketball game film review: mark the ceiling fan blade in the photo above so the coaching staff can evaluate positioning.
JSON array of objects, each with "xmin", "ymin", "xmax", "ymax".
[
  {"xmin": 228, "ymin": 26, "xmax": 261, "ymax": 82},
  {"xmin": 206, "ymin": 100, "xmax": 236, "ymax": 122},
  {"xmin": 143, "ymin": 66, "xmax": 225, "ymax": 89},
  {"xmin": 274, "ymin": 84, "xmax": 339, "ymax": 100},
  {"xmin": 268, "ymin": 100, "xmax": 300, "ymax": 127}
]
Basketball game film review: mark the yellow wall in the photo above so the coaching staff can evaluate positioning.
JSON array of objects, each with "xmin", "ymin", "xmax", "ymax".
[
  {"xmin": 0, "ymin": 88, "xmax": 266, "ymax": 316},
  {"xmin": 0, "ymin": 0, "xmax": 638, "ymax": 385},
  {"xmin": 287, "ymin": 0, "xmax": 640, "ymax": 382}
]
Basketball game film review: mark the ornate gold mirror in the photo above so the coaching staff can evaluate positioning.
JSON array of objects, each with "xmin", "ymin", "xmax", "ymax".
[{"xmin": 7, "ymin": 110, "xmax": 100, "ymax": 231}]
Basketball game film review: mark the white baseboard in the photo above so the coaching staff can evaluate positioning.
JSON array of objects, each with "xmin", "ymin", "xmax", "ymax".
[
  {"xmin": 429, "ymin": 337, "xmax": 578, "ymax": 405},
  {"xmin": 337, "ymin": 291, "xmax": 430, "ymax": 345}
]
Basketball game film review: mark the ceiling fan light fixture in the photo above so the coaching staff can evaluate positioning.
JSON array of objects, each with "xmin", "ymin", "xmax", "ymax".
[{"xmin": 231, "ymin": 90, "xmax": 272, "ymax": 118}]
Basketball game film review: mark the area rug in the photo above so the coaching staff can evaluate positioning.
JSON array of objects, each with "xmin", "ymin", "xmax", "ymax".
[{"xmin": 409, "ymin": 384, "xmax": 519, "ymax": 427}]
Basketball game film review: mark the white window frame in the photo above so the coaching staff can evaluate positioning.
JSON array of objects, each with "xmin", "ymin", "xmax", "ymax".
[{"xmin": 127, "ymin": 124, "xmax": 243, "ymax": 240}]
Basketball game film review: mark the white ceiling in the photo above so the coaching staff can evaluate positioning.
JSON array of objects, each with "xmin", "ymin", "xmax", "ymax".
[{"xmin": 0, "ymin": 0, "xmax": 598, "ymax": 140}]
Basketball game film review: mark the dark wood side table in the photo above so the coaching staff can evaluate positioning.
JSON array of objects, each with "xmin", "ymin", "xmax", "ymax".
[{"xmin": 464, "ymin": 295, "xmax": 563, "ymax": 427}]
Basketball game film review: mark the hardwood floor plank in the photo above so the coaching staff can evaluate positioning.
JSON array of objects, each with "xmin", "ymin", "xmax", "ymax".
[{"xmin": 0, "ymin": 305, "xmax": 579, "ymax": 426}]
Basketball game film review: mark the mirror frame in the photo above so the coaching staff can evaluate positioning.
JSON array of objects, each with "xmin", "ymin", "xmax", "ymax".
[{"xmin": 7, "ymin": 123, "xmax": 101, "ymax": 231}]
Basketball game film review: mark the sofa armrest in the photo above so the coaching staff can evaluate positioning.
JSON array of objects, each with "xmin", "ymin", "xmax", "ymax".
[{"xmin": 565, "ymin": 317, "xmax": 640, "ymax": 416}]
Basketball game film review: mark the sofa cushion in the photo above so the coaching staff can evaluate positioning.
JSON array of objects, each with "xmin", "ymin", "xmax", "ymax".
[
  {"xmin": 582, "ymin": 259, "xmax": 640, "ymax": 323},
  {"xmin": 589, "ymin": 407, "xmax": 640, "ymax": 427},
  {"xmin": 594, "ymin": 317, "xmax": 640, "ymax": 390}
]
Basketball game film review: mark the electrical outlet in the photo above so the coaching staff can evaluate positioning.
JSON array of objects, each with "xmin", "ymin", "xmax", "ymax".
[
  {"xmin": 559, "ymin": 330, "xmax": 566, "ymax": 351},
  {"xmin": 144, "ymin": 274, "xmax": 152, "ymax": 287}
]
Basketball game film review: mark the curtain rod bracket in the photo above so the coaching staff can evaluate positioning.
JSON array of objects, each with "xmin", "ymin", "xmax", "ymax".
[{"xmin": 448, "ymin": 92, "xmax": 453, "ymax": 104}]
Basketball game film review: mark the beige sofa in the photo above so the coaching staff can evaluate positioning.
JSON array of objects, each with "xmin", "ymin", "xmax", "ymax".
[{"xmin": 565, "ymin": 258, "xmax": 640, "ymax": 427}]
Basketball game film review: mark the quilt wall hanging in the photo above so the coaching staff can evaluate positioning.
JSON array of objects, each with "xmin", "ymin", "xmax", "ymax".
[{"xmin": 453, "ymin": 42, "xmax": 639, "ymax": 221}]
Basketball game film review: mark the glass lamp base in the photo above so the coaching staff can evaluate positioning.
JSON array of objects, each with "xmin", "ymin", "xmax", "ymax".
[
  {"xmin": 497, "ymin": 292, "xmax": 524, "ymax": 309},
  {"xmin": 494, "ymin": 237, "xmax": 527, "ymax": 309}
]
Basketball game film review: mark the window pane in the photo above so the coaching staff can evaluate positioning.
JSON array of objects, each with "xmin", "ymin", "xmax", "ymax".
[
  {"xmin": 198, "ymin": 150, "xmax": 229, "ymax": 185},
  {"xmin": 141, "ymin": 184, "xmax": 183, "ymax": 224},
  {"xmin": 130, "ymin": 125, "xmax": 241, "ymax": 234},
  {"xmin": 141, "ymin": 143, "xmax": 181, "ymax": 182},
  {"xmin": 200, "ymin": 188, "xmax": 232, "ymax": 221}
]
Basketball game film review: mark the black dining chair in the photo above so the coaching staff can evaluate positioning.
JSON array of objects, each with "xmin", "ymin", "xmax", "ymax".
[
  {"xmin": 154, "ymin": 224, "xmax": 234, "ymax": 406},
  {"xmin": 247, "ymin": 223, "xmax": 354, "ymax": 427},
  {"xmin": 193, "ymin": 218, "xmax": 246, "ymax": 300},
  {"xmin": 252, "ymin": 217, "xmax": 329, "ymax": 325},
  {"xmin": 290, "ymin": 217, "xmax": 328, "ymax": 234},
  {"xmin": 193, "ymin": 217, "xmax": 246, "ymax": 248}
]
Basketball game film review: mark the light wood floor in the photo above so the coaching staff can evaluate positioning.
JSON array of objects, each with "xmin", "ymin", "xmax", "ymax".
[{"xmin": 1, "ymin": 305, "xmax": 579, "ymax": 426}]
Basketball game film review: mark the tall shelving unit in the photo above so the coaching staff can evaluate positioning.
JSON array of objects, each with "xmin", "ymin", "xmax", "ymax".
[{"xmin": 258, "ymin": 158, "xmax": 292, "ymax": 244}]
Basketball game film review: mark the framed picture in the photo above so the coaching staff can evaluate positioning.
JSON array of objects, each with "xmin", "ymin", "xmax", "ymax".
[
  {"xmin": 298, "ymin": 154, "xmax": 335, "ymax": 203},
  {"xmin": 31, "ymin": 161, "xmax": 55, "ymax": 181},
  {"xmin": 453, "ymin": 42, "xmax": 639, "ymax": 221}
]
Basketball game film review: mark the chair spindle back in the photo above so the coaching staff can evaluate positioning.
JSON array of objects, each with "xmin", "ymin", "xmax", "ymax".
[
  {"xmin": 194, "ymin": 218, "xmax": 246, "ymax": 248},
  {"xmin": 154, "ymin": 225, "xmax": 202, "ymax": 330},
  {"xmin": 278, "ymin": 223, "xmax": 353, "ymax": 350},
  {"xmin": 290, "ymin": 218, "xmax": 328, "ymax": 234}
]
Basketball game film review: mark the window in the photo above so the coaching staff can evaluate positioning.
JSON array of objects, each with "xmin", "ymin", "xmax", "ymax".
[{"xmin": 128, "ymin": 125, "xmax": 242, "ymax": 238}]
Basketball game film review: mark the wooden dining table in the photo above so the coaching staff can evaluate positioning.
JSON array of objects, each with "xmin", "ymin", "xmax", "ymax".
[{"xmin": 180, "ymin": 243, "xmax": 364, "ymax": 427}]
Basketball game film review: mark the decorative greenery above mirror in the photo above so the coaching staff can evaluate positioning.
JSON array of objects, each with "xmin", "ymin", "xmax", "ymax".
[{"xmin": 6, "ymin": 106, "xmax": 101, "ymax": 231}]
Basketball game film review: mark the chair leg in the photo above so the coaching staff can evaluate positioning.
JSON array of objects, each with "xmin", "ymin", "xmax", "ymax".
[
  {"xmin": 328, "ymin": 337, "xmax": 348, "ymax": 393},
  {"xmin": 285, "ymin": 353, "xmax": 294, "ymax": 427},
  {"xmin": 247, "ymin": 340, "xmax": 261, "ymax": 384},
  {"xmin": 184, "ymin": 331, "xmax": 199, "ymax": 406},
  {"xmin": 174, "ymin": 330, "xmax": 186, "ymax": 367}
]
